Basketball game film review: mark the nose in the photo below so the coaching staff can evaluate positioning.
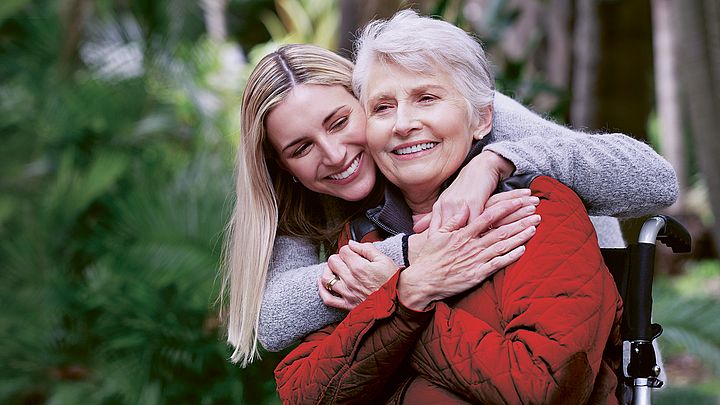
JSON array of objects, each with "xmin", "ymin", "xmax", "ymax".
[
  {"xmin": 393, "ymin": 103, "xmax": 420, "ymax": 137},
  {"xmin": 318, "ymin": 135, "xmax": 346, "ymax": 167}
]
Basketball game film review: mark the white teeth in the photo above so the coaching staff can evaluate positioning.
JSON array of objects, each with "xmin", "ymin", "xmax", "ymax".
[
  {"xmin": 329, "ymin": 155, "xmax": 361, "ymax": 180},
  {"xmin": 394, "ymin": 142, "xmax": 437, "ymax": 155}
]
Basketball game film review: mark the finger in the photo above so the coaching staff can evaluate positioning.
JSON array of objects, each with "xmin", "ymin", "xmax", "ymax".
[
  {"xmin": 486, "ymin": 189, "xmax": 532, "ymax": 208},
  {"xmin": 482, "ymin": 214, "xmax": 541, "ymax": 242},
  {"xmin": 428, "ymin": 208, "xmax": 441, "ymax": 234},
  {"xmin": 327, "ymin": 254, "xmax": 354, "ymax": 285},
  {"xmin": 339, "ymin": 245, "xmax": 376, "ymax": 280},
  {"xmin": 438, "ymin": 203, "xmax": 470, "ymax": 233},
  {"xmin": 483, "ymin": 225, "xmax": 537, "ymax": 258},
  {"xmin": 467, "ymin": 203, "xmax": 485, "ymax": 224},
  {"xmin": 413, "ymin": 213, "xmax": 431, "ymax": 233},
  {"xmin": 317, "ymin": 278, "xmax": 354, "ymax": 311},
  {"xmin": 347, "ymin": 240, "xmax": 388, "ymax": 263},
  {"xmin": 491, "ymin": 204, "xmax": 540, "ymax": 228},
  {"xmin": 319, "ymin": 264, "xmax": 336, "ymax": 285},
  {"xmin": 474, "ymin": 245, "xmax": 526, "ymax": 282},
  {"xmin": 463, "ymin": 198, "xmax": 524, "ymax": 237}
]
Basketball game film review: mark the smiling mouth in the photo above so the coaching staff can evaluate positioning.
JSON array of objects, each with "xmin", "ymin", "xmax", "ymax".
[
  {"xmin": 328, "ymin": 154, "xmax": 361, "ymax": 180},
  {"xmin": 392, "ymin": 142, "xmax": 438, "ymax": 155}
]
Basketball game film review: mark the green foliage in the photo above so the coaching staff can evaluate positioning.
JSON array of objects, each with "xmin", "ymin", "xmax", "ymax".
[
  {"xmin": 0, "ymin": 0, "xmax": 289, "ymax": 403},
  {"xmin": 654, "ymin": 261, "xmax": 720, "ymax": 402},
  {"xmin": 257, "ymin": 0, "xmax": 339, "ymax": 52}
]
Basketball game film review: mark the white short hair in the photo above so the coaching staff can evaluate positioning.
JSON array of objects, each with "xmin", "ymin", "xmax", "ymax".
[{"xmin": 352, "ymin": 9, "xmax": 494, "ymax": 121}]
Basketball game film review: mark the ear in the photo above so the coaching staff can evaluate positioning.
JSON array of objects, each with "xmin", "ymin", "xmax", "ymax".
[{"xmin": 472, "ymin": 104, "xmax": 493, "ymax": 140}]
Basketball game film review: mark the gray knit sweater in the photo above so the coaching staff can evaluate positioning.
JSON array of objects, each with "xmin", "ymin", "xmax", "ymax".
[{"xmin": 258, "ymin": 92, "xmax": 678, "ymax": 352}]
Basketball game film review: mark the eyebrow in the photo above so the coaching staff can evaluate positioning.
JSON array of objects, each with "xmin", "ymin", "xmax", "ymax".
[
  {"xmin": 367, "ymin": 84, "xmax": 447, "ymax": 104},
  {"xmin": 280, "ymin": 105, "xmax": 345, "ymax": 154}
]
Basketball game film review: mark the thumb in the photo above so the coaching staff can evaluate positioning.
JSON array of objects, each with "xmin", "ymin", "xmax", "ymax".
[
  {"xmin": 438, "ymin": 203, "xmax": 470, "ymax": 233},
  {"xmin": 413, "ymin": 213, "xmax": 431, "ymax": 233},
  {"xmin": 348, "ymin": 240, "xmax": 386, "ymax": 262}
]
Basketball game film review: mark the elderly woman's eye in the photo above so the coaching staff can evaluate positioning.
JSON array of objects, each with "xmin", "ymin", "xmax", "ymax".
[
  {"xmin": 372, "ymin": 103, "xmax": 391, "ymax": 113},
  {"xmin": 419, "ymin": 94, "xmax": 437, "ymax": 103}
]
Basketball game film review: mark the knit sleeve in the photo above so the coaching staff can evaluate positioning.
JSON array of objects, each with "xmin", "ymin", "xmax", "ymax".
[
  {"xmin": 258, "ymin": 234, "xmax": 406, "ymax": 351},
  {"xmin": 486, "ymin": 92, "xmax": 678, "ymax": 217}
]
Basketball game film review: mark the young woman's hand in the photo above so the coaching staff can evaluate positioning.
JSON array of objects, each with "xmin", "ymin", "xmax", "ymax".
[
  {"xmin": 398, "ymin": 198, "xmax": 540, "ymax": 311},
  {"xmin": 318, "ymin": 241, "xmax": 398, "ymax": 311},
  {"xmin": 414, "ymin": 150, "xmax": 515, "ymax": 233}
]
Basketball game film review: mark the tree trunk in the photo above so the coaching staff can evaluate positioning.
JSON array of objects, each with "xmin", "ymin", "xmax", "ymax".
[
  {"xmin": 201, "ymin": 0, "xmax": 228, "ymax": 42},
  {"xmin": 571, "ymin": 0, "xmax": 599, "ymax": 129},
  {"xmin": 595, "ymin": 0, "xmax": 654, "ymax": 141},
  {"xmin": 675, "ymin": 0, "xmax": 720, "ymax": 254},
  {"xmin": 537, "ymin": 0, "xmax": 572, "ymax": 113},
  {"xmin": 59, "ymin": 0, "xmax": 93, "ymax": 73},
  {"xmin": 651, "ymin": 0, "xmax": 686, "ymax": 213},
  {"xmin": 338, "ymin": 0, "xmax": 405, "ymax": 58}
]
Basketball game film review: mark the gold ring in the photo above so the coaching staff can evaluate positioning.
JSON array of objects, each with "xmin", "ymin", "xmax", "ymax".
[{"xmin": 326, "ymin": 275, "xmax": 340, "ymax": 293}]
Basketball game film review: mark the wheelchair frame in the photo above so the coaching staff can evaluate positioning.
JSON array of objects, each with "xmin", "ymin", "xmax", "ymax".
[{"xmin": 602, "ymin": 215, "xmax": 692, "ymax": 405}]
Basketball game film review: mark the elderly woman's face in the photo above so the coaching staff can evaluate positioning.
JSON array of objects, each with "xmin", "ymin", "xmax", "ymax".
[{"xmin": 364, "ymin": 62, "xmax": 486, "ymax": 199}]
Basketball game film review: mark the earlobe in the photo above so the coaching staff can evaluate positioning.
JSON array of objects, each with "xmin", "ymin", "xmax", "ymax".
[{"xmin": 472, "ymin": 105, "xmax": 494, "ymax": 140}]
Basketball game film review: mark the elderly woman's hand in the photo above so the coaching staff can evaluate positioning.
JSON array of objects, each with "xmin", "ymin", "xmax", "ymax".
[
  {"xmin": 398, "ymin": 197, "xmax": 539, "ymax": 311},
  {"xmin": 318, "ymin": 241, "xmax": 398, "ymax": 311},
  {"xmin": 407, "ymin": 189, "xmax": 540, "ymax": 264},
  {"xmin": 414, "ymin": 150, "xmax": 516, "ymax": 233}
]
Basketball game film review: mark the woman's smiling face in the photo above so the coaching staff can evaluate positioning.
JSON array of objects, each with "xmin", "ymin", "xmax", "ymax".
[
  {"xmin": 363, "ymin": 62, "xmax": 490, "ymax": 209},
  {"xmin": 265, "ymin": 84, "xmax": 377, "ymax": 201}
]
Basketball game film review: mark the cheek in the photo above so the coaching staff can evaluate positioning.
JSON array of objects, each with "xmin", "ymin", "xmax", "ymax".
[
  {"xmin": 284, "ymin": 158, "xmax": 315, "ymax": 180},
  {"xmin": 365, "ymin": 122, "xmax": 387, "ymax": 154}
]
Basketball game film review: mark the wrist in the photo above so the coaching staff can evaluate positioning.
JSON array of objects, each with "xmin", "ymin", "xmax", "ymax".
[
  {"xmin": 397, "ymin": 267, "xmax": 433, "ymax": 311},
  {"xmin": 480, "ymin": 150, "xmax": 515, "ymax": 180}
]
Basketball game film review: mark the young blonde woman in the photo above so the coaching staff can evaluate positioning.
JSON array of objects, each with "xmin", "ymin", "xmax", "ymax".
[{"xmin": 221, "ymin": 42, "xmax": 678, "ymax": 367}]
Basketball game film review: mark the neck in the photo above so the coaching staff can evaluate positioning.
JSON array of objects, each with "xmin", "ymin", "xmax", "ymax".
[{"xmin": 402, "ymin": 188, "xmax": 441, "ymax": 217}]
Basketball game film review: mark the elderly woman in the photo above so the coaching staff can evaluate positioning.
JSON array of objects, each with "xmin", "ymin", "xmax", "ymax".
[{"xmin": 273, "ymin": 11, "xmax": 623, "ymax": 404}]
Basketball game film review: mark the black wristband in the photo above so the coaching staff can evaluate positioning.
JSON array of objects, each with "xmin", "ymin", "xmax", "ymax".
[{"xmin": 402, "ymin": 234, "xmax": 411, "ymax": 267}]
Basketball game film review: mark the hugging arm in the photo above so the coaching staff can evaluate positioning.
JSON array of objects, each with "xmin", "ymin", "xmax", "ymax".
[
  {"xmin": 487, "ymin": 92, "xmax": 678, "ymax": 217},
  {"xmin": 258, "ymin": 234, "xmax": 405, "ymax": 351}
]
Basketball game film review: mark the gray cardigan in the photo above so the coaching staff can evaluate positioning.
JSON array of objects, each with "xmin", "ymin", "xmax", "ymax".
[{"xmin": 258, "ymin": 92, "xmax": 678, "ymax": 352}]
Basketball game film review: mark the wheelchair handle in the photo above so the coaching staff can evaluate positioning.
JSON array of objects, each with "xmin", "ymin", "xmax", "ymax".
[
  {"xmin": 628, "ymin": 215, "xmax": 691, "ymax": 341},
  {"xmin": 638, "ymin": 215, "xmax": 691, "ymax": 253}
]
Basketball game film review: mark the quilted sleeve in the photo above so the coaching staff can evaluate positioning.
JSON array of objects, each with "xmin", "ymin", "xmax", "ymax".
[
  {"xmin": 274, "ymin": 270, "xmax": 434, "ymax": 404},
  {"xmin": 410, "ymin": 176, "xmax": 622, "ymax": 404}
]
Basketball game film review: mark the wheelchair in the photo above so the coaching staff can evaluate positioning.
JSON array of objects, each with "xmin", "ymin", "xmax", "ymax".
[{"xmin": 602, "ymin": 215, "xmax": 691, "ymax": 405}]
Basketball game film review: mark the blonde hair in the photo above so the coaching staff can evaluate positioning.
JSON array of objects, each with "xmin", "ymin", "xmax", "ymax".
[
  {"xmin": 221, "ymin": 44, "xmax": 380, "ymax": 366},
  {"xmin": 353, "ymin": 9, "xmax": 495, "ymax": 123}
]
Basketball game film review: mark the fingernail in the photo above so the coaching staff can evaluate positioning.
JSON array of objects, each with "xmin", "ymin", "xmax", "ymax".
[
  {"xmin": 529, "ymin": 196, "xmax": 540, "ymax": 205},
  {"xmin": 527, "ymin": 225, "xmax": 537, "ymax": 234},
  {"xmin": 530, "ymin": 214, "xmax": 541, "ymax": 224}
]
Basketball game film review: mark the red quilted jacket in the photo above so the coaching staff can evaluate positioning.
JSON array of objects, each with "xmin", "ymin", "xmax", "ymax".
[{"xmin": 275, "ymin": 176, "xmax": 623, "ymax": 404}]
